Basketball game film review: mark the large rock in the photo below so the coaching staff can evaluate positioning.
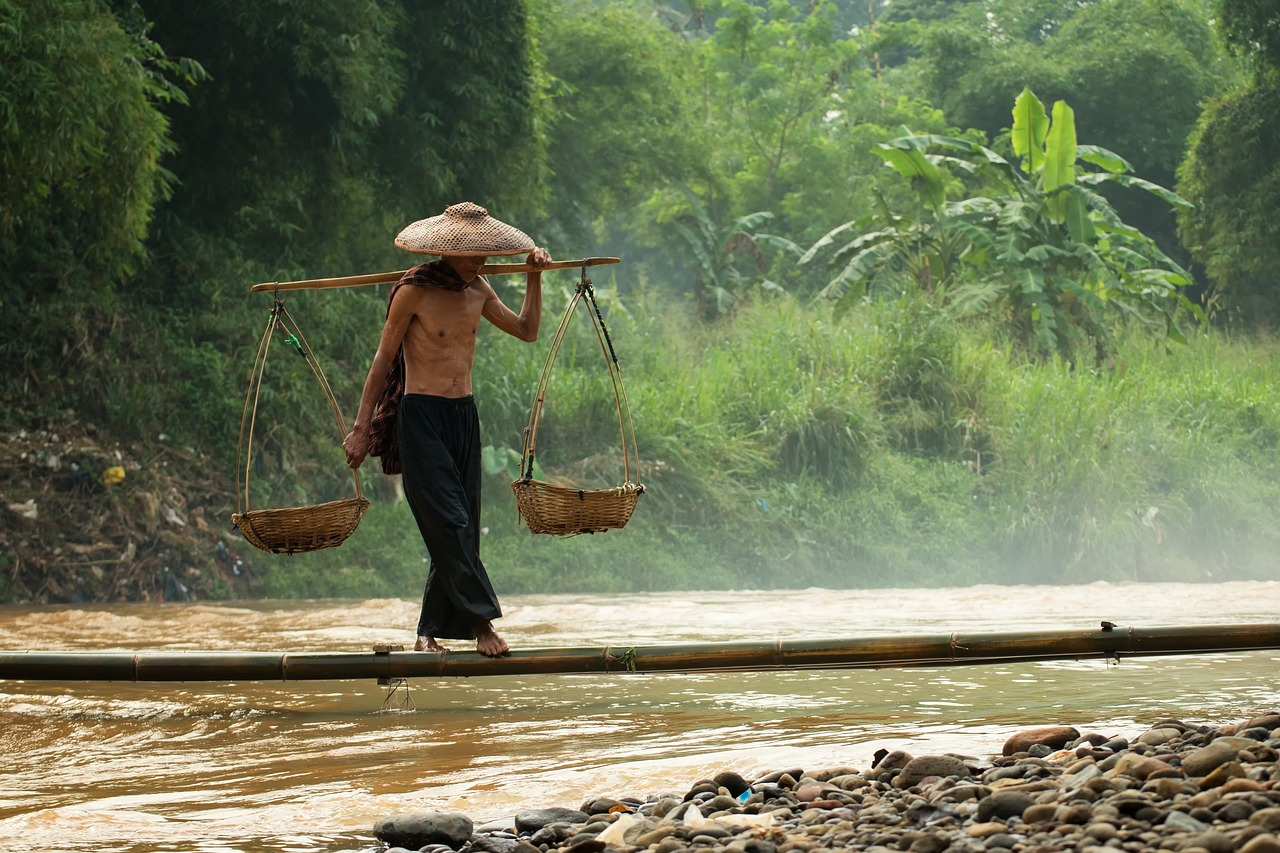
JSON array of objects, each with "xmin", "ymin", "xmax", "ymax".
[
  {"xmin": 373, "ymin": 812, "xmax": 473, "ymax": 850},
  {"xmin": 1002, "ymin": 726, "xmax": 1079, "ymax": 756}
]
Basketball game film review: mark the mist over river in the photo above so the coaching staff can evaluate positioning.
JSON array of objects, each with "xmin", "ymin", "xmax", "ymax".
[{"xmin": 1, "ymin": 582, "xmax": 1277, "ymax": 853}]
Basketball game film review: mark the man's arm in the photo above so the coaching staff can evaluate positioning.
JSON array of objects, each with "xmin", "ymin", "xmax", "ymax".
[
  {"xmin": 482, "ymin": 247, "xmax": 551, "ymax": 341},
  {"xmin": 342, "ymin": 286, "xmax": 421, "ymax": 469}
]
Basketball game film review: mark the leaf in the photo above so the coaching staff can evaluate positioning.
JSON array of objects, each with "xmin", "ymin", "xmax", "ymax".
[
  {"xmin": 875, "ymin": 143, "xmax": 945, "ymax": 209},
  {"xmin": 1010, "ymin": 86, "xmax": 1049, "ymax": 174},
  {"xmin": 819, "ymin": 241, "xmax": 897, "ymax": 302},
  {"xmin": 1043, "ymin": 100, "xmax": 1078, "ymax": 222},
  {"xmin": 1076, "ymin": 145, "xmax": 1131, "ymax": 174},
  {"xmin": 1078, "ymin": 172, "xmax": 1193, "ymax": 212},
  {"xmin": 1062, "ymin": 192, "xmax": 1096, "ymax": 243},
  {"xmin": 799, "ymin": 221, "xmax": 858, "ymax": 265}
]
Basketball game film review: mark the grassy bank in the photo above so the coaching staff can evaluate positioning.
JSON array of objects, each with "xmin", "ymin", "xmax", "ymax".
[{"xmin": 249, "ymin": 288, "xmax": 1280, "ymax": 600}]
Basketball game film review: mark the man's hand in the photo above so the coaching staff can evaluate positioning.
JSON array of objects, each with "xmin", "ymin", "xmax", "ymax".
[
  {"xmin": 343, "ymin": 426, "xmax": 370, "ymax": 470},
  {"xmin": 527, "ymin": 246, "xmax": 551, "ymax": 270}
]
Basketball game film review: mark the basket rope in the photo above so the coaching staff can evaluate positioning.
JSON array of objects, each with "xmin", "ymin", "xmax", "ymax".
[
  {"xmin": 513, "ymin": 265, "xmax": 643, "ymax": 535},
  {"xmin": 233, "ymin": 294, "xmax": 369, "ymax": 553}
]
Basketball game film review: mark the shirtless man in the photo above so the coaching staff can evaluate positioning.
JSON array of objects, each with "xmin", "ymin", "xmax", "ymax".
[{"xmin": 342, "ymin": 203, "xmax": 550, "ymax": 657}]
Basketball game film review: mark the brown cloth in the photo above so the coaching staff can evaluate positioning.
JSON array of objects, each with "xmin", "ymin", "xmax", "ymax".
[{"xmin": 367, "ymin": 260, "xmax": 469, "ymax": 475}]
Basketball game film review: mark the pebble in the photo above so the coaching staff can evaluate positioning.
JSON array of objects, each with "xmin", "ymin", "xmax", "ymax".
[{"xmin": 374, "ymin": 710, "xmax": 1280, "ymax": 853}]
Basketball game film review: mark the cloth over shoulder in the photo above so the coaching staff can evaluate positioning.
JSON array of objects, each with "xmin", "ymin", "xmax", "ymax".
[{"xmin": 367, "ymin": 260, "xmax": 469, "ymax": 475}]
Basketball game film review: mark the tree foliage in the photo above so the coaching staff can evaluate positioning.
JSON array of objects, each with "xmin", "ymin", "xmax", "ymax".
[
  {"xmin": 1219, "ymin": 0, "xmax": 1280, "ymax": 67},
  {"xmin": 533, "ymin": 0, "xmax": 706, "ymax": 249},
  {"xmin": 0, "ymin": 0, "xmax": 198, "ymax": 423},
  {"xmin": 1176, "ymin": 0, "xmax": 1280, "ymax": 322}
]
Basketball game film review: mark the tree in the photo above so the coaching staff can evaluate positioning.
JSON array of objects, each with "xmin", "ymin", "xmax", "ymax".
[
  {"xmin": 700, "ymin": 0, "xmax": 862, "ymax": 221},
  {"xmin": 0, "ymin": 0, "xmax": 196, "ymax": 421},
  {"xmin": 533, "ymin": 0, "xmax": 706, "ymax": 249},
  {"xmin": 1177, "ymin": 0, "xmax": 1280, "ymax": 322},
  {"xmin": 668, "ymin": 190, "xmax": 789, "ymax": 321},
  {"xmin": 1219, "ymin": 0, "xmax": 1280, "ymax": 67}
]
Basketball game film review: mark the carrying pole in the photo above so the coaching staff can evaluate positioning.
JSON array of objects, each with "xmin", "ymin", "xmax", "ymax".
[
  {"xmin": 1, "ymin": 623, "xmax": 1278, "ymax": 683},
  {"xmin": 248, "ymin": 257, "xmax": 621, "ymax": 294}
]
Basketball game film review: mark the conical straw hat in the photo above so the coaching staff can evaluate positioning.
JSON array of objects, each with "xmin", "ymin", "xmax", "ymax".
[{"xmin": 394, "ymin": 202, "xmax": 535, "ymax": 257}]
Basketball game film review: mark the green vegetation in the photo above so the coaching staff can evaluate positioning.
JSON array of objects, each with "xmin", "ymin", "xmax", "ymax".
[
  {"xmin": 272, "ymin": 286, "xmax": 1280, "ymax": 596},
  {"xmin": 3, "ymin": 0, "xmax": 1279, "ymax": 602}
]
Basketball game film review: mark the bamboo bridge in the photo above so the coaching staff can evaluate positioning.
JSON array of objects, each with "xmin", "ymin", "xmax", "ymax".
[{"xmin": 1, "ymin": 623, "xmax": 1278, "ymax": 683}]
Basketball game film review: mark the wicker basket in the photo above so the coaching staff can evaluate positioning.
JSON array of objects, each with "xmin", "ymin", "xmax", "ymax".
[
  {"xmin": 514, "ymin": 272, "xmax": 644, "ymax": 536},
  {"xmin": 233, "ymin": 496, "xmax": 370, "ymax": 555},
  {"xmin": 234, "ymin": 297, "xmax": 370, "ymax": 554},
  {"xmin": 512, "ymin": 480, "xmax": 644, "ymax": 536}
]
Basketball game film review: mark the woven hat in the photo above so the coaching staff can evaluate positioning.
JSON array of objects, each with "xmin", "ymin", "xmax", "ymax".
[{"xmin": 395, "ymin": 202, "xmax": 535, "ymax": 257}]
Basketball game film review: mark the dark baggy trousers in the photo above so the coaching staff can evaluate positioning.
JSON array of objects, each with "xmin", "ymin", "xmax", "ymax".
[{"xmin": 397, "ymin": 394, "xmax": 502, "ymax": 639}]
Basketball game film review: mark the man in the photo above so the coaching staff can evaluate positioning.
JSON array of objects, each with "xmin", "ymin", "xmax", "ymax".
[{"xmin": 342, "ymin": 202, "xmax": 551, "ymax": 657}]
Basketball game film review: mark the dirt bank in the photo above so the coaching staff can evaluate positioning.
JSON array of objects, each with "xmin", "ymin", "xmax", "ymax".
[{"xmin": 0, "ymin": 419, "xmax": 259, "ymax": 604}]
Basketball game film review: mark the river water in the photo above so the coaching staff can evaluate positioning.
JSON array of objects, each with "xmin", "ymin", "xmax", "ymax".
[{"xmin": 0, "ymin": 582, "xmax": 1277, "ymax": 853}]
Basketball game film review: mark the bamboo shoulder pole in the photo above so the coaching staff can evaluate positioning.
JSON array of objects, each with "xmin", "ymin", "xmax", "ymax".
[
  {"xmin": 1, "ymin": 624, "xmax": 1278, "ymax": 683},
  {"xmin": 249, "ymin": 257, "xmax": 621, "ymax": 294}
]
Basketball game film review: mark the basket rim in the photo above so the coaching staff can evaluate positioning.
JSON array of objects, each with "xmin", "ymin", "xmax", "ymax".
[{"xmin": 233, "ymin": 496, "xmax": 371, "ymax": 519}]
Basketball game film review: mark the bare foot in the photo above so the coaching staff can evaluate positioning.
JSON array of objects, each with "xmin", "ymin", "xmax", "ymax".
[
  {"xmin": 414, "ymin": 635, "xmax": 449, "ymax": 652},
  {"xmin": 473, "ymin": 622, "xmax": 510, "ymax": 657}
]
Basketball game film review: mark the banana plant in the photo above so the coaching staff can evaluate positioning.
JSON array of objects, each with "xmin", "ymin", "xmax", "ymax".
[
  {"xmin": 803, "ymin": 87, "xmax": 1202, "ymax": 360},
  {"xmin": 670, "ymin": 188, "xmax": 795, "ymax": 321}
]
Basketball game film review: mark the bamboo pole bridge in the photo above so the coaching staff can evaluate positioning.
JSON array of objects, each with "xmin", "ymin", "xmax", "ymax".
[{"xmin": 1, "ymin": 624, "xmax": 1278, "ymax": 683}]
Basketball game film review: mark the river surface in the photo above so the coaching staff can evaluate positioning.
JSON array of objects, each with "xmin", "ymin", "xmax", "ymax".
[{"xmin": 0, "ymin": 582, "xmax": 1278, "ymax": 853}]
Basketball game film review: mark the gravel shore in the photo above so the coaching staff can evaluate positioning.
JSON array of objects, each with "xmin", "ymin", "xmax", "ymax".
[{"xmin": 375, "ymin": 712, "xmax": 1280, "ymax": 853}]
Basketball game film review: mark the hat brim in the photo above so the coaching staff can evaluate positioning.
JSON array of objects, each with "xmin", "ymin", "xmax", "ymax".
[{"xmin": 395, "ymin": 204, "xmax": 535, "ymax": 257}]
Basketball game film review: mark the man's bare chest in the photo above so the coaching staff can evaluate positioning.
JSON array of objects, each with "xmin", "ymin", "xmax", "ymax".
[{"xmin": 405, "ymin": 287, "xmax": 486, "ymax": 349}]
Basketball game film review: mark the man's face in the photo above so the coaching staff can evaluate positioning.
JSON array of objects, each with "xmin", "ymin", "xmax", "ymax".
[{"xmin": 443, "ymin": 254, "xmax": 486, "ymax": 282}]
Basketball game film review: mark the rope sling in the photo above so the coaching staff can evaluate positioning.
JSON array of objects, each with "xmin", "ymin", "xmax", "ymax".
[
  {"xmin": 232, "ymin": 295, "xmax": 369, "ymax": 553},
  {"xmin": 512, "ymin": 265, "xmax": 644, "ymax": 534}
]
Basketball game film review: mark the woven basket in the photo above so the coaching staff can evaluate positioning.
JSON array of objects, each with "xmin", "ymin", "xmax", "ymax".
[
  {"xmin": 233, "ymin": 497, "xmax": 370, "ymax": 555},
  {"xmin": 514, "ymin": 271, "xmax": 644, "ymax": 536},
  {"xmin": 512, "ymin": 480, "xmax": 644, "ymax": 536},
  {"xmin": 234, "ymin": 298, "xmax": 370, "ymax": 555}
]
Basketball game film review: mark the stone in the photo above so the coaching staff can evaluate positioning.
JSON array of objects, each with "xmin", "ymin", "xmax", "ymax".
[
  {"xmin": 515, "ymin": 807, "xmax": 590, "ymax": 833},
  {"xmin": 1003, "ymin": 727, "xmax": 1081, "ymax": 756},
  {"xmin": 373, "ymin": 812, "xmax": 474, "ymax": 850},
  {"xmin": 470, "ymin": 837, "xmax": 520, "ymax": 853},
  {"xmin": 1243, "ymin": 715, "xmax": 1280, "ymax": 732},
  {"xmin": 896, "ymin": 755, "xmax": 973, "ymax": 788},
  {"xmin": 975, "ymin": 791, "xmax": 1035, "ymax": 822},
  {"xmin": 966, "ymin": 821, "xmax": 1009, "ymax": 838},
  {"xmin": 1241, "ymin": 835, "xmax": 1280, "ymax": 853},
  {"xmin": 1186, "ymin": 831, "xmax": 1237, "ymax": 853},
  {"xmin": 1163, "ymin": 810, "xmax": 1208, "ymax": 833},
  {"xmin": 1021, "ymin": 803, "xmax": 1057, "ymax": 823},
  {"xmin": 1200, "ymin": 761, "xmax": 1246, "ymax": 789},
  {"xmin": 1138, "ymin": 727, "xmax": 1183, "ymax": 746},
  {"xmin": 1112, "ymin": 752, "xmax": 1174, "ymax": 781},
  {"xmin": 715, "ymin": 770, "xmax": 751, "ymax": 796},
  {"xmin": 1183, "ymin": 741, "xmax": 1241, "ymax": 778},
  {"xmin": 1216, "ymin": 799, "xmax": 1256, "ymax": 822},
  {"xmin": 1253, "ymin": 808, "xmax": 1280, "ymax": 832}
]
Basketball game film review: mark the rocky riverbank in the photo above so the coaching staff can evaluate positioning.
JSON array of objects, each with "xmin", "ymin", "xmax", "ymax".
[{"xmin": 375, "ymin": 713, "xmax": 1280, "ymax": 853}]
